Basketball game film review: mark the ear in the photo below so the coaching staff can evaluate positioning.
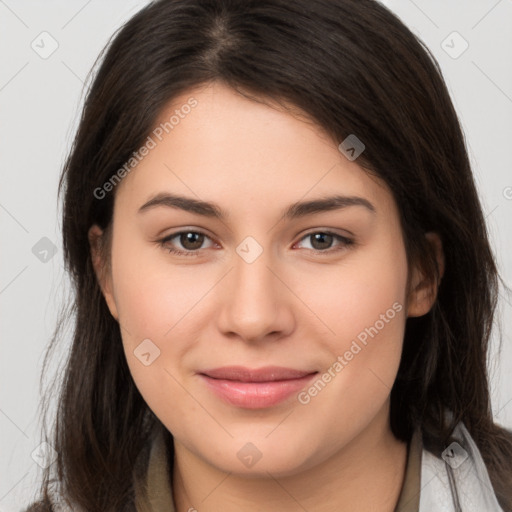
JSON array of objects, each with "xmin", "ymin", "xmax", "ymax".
[
  {"xmin": 406, "ymin": 232, "xmax": 445, "ymax": 318},
  {"xmin": 88, "ymin": 224, "xmax": 119, "ymax": 321}
]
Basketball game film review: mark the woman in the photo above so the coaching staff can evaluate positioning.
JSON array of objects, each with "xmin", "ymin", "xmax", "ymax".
[{"xmin": 26, "ymin": 0, "xmax": 512, "ymax": 510}]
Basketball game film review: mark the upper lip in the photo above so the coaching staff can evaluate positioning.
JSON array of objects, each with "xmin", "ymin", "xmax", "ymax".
[{"xmin": 199, "ymin": 366, "xmax": 317, "ymax": 382}]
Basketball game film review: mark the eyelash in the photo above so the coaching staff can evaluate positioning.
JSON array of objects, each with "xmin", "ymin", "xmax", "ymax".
[{"xmin": 158, "ymin": 230, "xmax": 355, "ymax": 257}]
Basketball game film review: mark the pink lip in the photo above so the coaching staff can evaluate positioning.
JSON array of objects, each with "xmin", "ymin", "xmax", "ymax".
[{"xmin": 198, "ymin": 366, "xmax": 318, "ymax": 409}]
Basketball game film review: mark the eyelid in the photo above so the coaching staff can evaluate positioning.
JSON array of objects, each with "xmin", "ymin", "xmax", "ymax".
[{"xmin": 297, "ymin": 227, "xmax": 355, "ymax": 241}]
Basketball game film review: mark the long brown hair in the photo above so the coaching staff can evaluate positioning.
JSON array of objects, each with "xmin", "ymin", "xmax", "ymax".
[{"xmin": 25, "ymin": 0, "xmax": 512, "ymax": 510}]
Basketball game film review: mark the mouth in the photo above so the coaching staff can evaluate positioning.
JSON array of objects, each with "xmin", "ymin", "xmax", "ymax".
[{"xmin": 198, "ymin": 366, "xmax": 318, "ymax": 409}]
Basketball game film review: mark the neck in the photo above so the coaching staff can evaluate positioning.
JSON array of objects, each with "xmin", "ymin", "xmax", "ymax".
[{"xmin": 171, "ymin": 404, "xmax": 408, "ymax": 512}]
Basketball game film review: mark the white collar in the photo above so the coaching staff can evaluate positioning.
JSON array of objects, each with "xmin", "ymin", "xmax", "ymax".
[{"xmin": 419, "ymin": 419, "xmax": 504, "ymax": 511}]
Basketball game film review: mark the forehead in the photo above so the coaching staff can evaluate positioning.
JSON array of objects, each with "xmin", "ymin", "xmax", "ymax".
[{"xmin": 114, "ymin": 81, "xmax": 394, "ymax": 220}]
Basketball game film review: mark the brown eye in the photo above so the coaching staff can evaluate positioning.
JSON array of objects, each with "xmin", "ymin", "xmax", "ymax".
[
  {"xmin": 159, "ymin": 230, "xmax": 214, "ymax": 257},
  {"xmin": 310, "ymin": 232, "xmax": 334, "ymax": 250},
  {"xmin": 178, "ymin": 232, "xmax": 205, "ymax": 250},
  {"xmin": 295, "ymin": 231, "xmax": 354, "ymax": 254}
]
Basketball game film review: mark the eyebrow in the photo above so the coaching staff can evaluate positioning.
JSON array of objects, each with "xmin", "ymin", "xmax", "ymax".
[{"xmin": 138, "ymin": 192, "xmax": 376, "ymax": 219}]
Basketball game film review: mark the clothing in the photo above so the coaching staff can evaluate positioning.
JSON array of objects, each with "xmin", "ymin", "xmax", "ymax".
[
  {"xmin": 133, "ymin": 418, "xmax": 504, "ymax": 512},
  {"xmin": 133, "ymin": 425, "xmax": 175, "ymax": 512},
  {"xmin": 395, "ymin": 425, "xmax": 422, "ymax": 512},
  {"xmin": 418, "ymin": 419, "xmax": 505, "ymax": 511}
]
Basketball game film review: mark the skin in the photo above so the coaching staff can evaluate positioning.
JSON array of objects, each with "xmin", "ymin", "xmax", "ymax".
[{"xmin": 89, "ymin": 81, "xmax": 444, "ymax": 512}]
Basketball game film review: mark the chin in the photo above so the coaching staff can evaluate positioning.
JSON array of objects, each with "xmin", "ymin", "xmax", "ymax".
[{"xmin": 203, "ymin": 438, "xmax": 316, "ymax": 478}]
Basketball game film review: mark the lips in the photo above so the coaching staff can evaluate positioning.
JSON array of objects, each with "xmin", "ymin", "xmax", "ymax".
[
  {"xmin": 198, "ymin": 366, "xmax": 318, "ymax": 409},
  {"xmin": 200, "ymin": 365, "xmax": 316, "ymax": 382}
]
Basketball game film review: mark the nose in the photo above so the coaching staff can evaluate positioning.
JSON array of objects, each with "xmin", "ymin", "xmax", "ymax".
[{"xmin": 216, "ymin": 245, "xmax": 295, "ymax": 344}]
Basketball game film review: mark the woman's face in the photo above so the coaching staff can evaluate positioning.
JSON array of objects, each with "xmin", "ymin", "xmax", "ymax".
[{"xmin": 90, "ymin": 81, "xmax": 438, "ymax": 476}]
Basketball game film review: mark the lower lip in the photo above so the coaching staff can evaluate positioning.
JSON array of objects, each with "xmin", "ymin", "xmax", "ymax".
[{"xmin": 199, "ymin": 373, "xmax": 317, "ymax": 409}]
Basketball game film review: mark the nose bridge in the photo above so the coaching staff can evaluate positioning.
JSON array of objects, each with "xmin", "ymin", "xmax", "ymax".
[{"xmin": 216, "ymin": 236, "xmax": 292, "ymax": 341}]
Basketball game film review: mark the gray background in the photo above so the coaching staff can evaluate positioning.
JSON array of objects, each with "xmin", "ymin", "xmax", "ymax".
[{"xmin": 1, "ymin": 1, "xmax": 511, "ymax": 509}]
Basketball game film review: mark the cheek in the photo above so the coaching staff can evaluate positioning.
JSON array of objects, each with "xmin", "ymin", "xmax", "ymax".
[
  {"xmin": 110, "ymin": 225, "xmax": 208, "ymax": 341},
  {"xmin": 300, "ymin": 239, "xmax": 407, "ymax": 348},
  {"xmin": 108, "ymin": 235, "xmax": 206, "ymax": 414},
  {"xmin": 290, "ymin": 256, "xmax": 407, "ymax": 454},
  {"xmin": 113, "ymin": 266, "xmax": 202, "ymax": 430},
  {"xmin": 296, "ymin": 232, "xmax": 408, "ymax": 396}
]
